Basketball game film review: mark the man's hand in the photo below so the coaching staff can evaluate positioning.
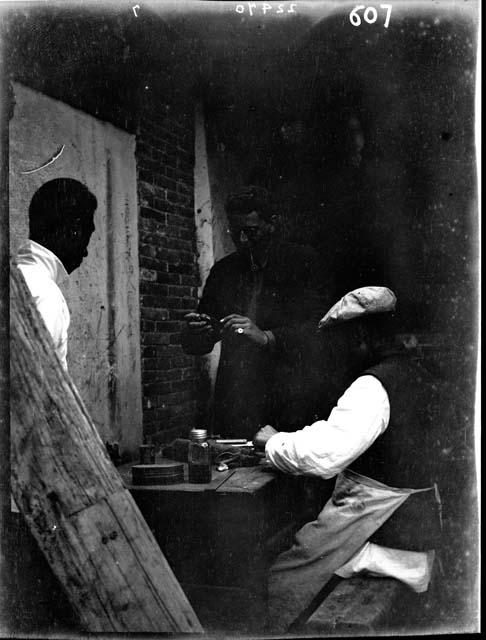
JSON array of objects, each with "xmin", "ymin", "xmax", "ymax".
[
  {"xmin": 220, "ymin": 314, "xmax": 268, "ymax": 347},
  {"xmin": 253, "ymin": 425, "xmax": 279, "ymax": 450},
  {"xmin": 184, "ymin": 312, "xmax": 218, "ymax": 337}
]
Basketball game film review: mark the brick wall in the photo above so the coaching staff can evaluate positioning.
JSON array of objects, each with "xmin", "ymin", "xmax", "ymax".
[{"xmin": 136, "ymin": 106, "xmax": 200, "ymax": 444}]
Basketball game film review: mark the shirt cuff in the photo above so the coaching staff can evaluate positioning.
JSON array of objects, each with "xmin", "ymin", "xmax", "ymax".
[
  {"xmin": 263, "ymin": 330, "xmax": 276, "ymax": 351},
  {"xmin": 265, "ymin": 433, "xmax": 298, "ymax": 474}
]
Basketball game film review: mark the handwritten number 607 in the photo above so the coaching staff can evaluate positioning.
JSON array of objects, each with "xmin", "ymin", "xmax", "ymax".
[{"xmin": 350, "ymin": 4, "xmax": 392, "ymax": 28}]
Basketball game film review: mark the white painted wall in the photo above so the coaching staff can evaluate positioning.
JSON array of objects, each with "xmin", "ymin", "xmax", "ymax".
[
  {"xmin": 207, "ymin": 149, "xmax": 240, "ymax": 263},
  {"xmin": 193, "ymin": 103, "xmax": 220, "ymax": 417},
  {"xmin": 194, "ymin": 103, "xmax": 215, "ymax": 296},
  {"xmin": 9, "ymin": 83, "xmax": 142, "ymax": 455}
]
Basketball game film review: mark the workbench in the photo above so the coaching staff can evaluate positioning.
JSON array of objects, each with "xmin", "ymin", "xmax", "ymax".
[{"xmin": 119, "ymin": 461, "xmax": 333, "ymax": 632}]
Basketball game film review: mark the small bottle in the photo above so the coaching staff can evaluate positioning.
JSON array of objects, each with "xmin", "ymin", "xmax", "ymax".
[{"xmin": 188, "ymin": 428, "xmax": 212, "ymax": 483}]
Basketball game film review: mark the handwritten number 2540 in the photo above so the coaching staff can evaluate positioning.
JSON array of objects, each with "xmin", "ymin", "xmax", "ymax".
[{"xmin": 350, "ymin": 5, "xmax": 393, "ymax": 28}]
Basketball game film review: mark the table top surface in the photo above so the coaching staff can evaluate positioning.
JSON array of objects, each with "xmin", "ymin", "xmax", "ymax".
[{"xmin": 118, "ymin": 460, "xmax": 280, "ymax": 494}]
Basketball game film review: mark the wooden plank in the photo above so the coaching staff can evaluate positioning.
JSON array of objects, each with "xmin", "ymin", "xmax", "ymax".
[
  {"xmin": 302, "ymin": 577, "xmax": 407, "ymax": 633},
  {"xmin": 204, "ymin": 468, "xmax": 239, "ymax": 492},
  {"xmin": 119, "ymin": 461, "xmax": 233, "ymax": 492},
  {"xmin": 67, "ymin": 490, "xmax": 202, "ymax": 631},
  {"xmin": 10, "ymin": 278, "xmax": 123, "ymax": 517},
  {"xmin": 120, "ymin": 462, "xmax": 279, "ymax": 494},
  {"xmin": 9, "ymin": 266, "xmax": 203, "ymax": 633},
  {"xmin": 0, "ymin": 59, "xmax": 13, "ymax": 631},
  {"xmin": 216, "ymin": 465, "xmax": 277, "ymax": 493}
]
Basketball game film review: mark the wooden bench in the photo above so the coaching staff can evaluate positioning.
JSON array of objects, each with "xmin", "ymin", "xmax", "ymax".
[{"xmin": 299, "ymin": 576, "xmax": 431, "ymax": 635}]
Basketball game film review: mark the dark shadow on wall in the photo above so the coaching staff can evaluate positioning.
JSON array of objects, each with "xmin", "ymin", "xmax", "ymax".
[
  {"xmin": 206, "ymin": 11, "xmax": 477, "ymax": 329},
  {"xmin": 202, "ymin": 10, "xmax": 478, "ymax": 631}
]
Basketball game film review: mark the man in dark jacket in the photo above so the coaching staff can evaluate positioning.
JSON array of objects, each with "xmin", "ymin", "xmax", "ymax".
[{"xmin": 182, "ymin": 186, "xmax": 328, "ymax": 439}]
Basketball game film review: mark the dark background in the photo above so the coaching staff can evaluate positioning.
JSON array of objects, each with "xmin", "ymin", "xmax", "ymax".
[{"xmin": 1, "ymin": 0, "xmax": 479, "ymax": 634}]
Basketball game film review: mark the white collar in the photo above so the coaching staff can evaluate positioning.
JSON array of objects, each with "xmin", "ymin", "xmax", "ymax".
[{"xmin": 16, "ymin": 240, "xmax": 69, "ymax": 285}]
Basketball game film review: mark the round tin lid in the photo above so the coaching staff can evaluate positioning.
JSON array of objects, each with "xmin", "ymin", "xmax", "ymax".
[{"xmin": 132, "ymin": 459, "xmax": 184, "ymax": 485}]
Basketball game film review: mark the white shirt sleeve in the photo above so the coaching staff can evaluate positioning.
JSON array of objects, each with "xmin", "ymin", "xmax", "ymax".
[
  {"xmin": 34, "ymin": 285, "xmax": 70, "ymax": 370},
  {"xmin": 19, "ymin": 264, "xmax": 70, "ymax": 371},
  {"xmin": 265, "ymin": 375, "xmax": 390, "ymax": 478}
]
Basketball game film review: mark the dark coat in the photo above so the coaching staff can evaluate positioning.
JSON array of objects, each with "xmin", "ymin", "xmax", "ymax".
[
  {"xmin": 350, "ymin": 353, "xmax": 445, "ymax": 551},
  {"xmin": 182, "ymin": 241, "xmax": 331, "ymax": 438},
  {"xmin": 351, "ymin": 354, "xmax": 443, "ymax": 488}
]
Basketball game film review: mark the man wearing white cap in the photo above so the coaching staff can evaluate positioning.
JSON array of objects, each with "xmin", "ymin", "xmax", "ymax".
[{"xmin": 253, "ymin": 286, "xmax": 443, "ymax": 632}]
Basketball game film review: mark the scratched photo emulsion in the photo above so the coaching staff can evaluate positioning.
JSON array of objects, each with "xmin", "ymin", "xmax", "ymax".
[{"xmin": 0, "ymin": 0, "xmax": 480, "ymax": 638}]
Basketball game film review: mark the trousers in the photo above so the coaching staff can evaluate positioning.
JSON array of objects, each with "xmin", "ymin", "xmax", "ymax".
[{"xmin": 267, "ymin": 469, "xmax": 436, "ymax": 632}]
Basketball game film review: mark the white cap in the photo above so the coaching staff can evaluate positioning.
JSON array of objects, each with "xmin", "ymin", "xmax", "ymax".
[{"xmin": 318, "ymin": 286, "xmax": 397, "ymax": 329}]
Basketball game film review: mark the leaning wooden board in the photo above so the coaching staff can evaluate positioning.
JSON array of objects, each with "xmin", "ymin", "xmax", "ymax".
[{"xmin": 9, "ymin": 265, "xmax": 203, "ymax": 633}]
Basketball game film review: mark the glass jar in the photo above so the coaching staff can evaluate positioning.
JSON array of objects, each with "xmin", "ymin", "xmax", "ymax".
[{"xmin": 188, "ymin": 428, "xmax": 212, "ymax": 484}]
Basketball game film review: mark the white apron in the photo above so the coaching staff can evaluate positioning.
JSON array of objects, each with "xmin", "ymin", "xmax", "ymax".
[{"xmin": 267, "ymin": 468, "xmax": 437, "ymax": 632}]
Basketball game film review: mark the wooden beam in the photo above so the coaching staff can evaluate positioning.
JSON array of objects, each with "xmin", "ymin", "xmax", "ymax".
[
  {"xmin": 0, "ymin": 17, "xmax": 14, "ymax": 628},
  {"xmin": 9, "ymin": 265, "xmax": 203, "ymax": 633}
]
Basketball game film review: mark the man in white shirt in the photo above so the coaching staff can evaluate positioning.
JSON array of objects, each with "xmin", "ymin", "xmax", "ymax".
[
  {"xmin": 10, "ymin": 179, "xmax": 98, "ymax": 624},
  {"xmin": 15, "ymin": 178, "xmax": 97, "ymax": 370},
  {"xmin": 12, "ymin": 178, "xmax": 96, "ymax": 516},
  {"xmin": 253, "ymin": 287, "xmax": 442, "ymax": 632}
]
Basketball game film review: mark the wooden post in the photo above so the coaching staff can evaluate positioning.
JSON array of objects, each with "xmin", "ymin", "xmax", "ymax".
[
  {"xmin": 9, "ymin": 265, "xmax": 203, "ymax": 633},
  {"xmin": 0, "ymin": 15, "xmax": 12, "ymax": 629}
]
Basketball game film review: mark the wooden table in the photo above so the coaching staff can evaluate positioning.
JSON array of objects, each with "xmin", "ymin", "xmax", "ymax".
[{"xmin": 118, "ymin": 461, "xmax": 333, "ymax": 632}]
